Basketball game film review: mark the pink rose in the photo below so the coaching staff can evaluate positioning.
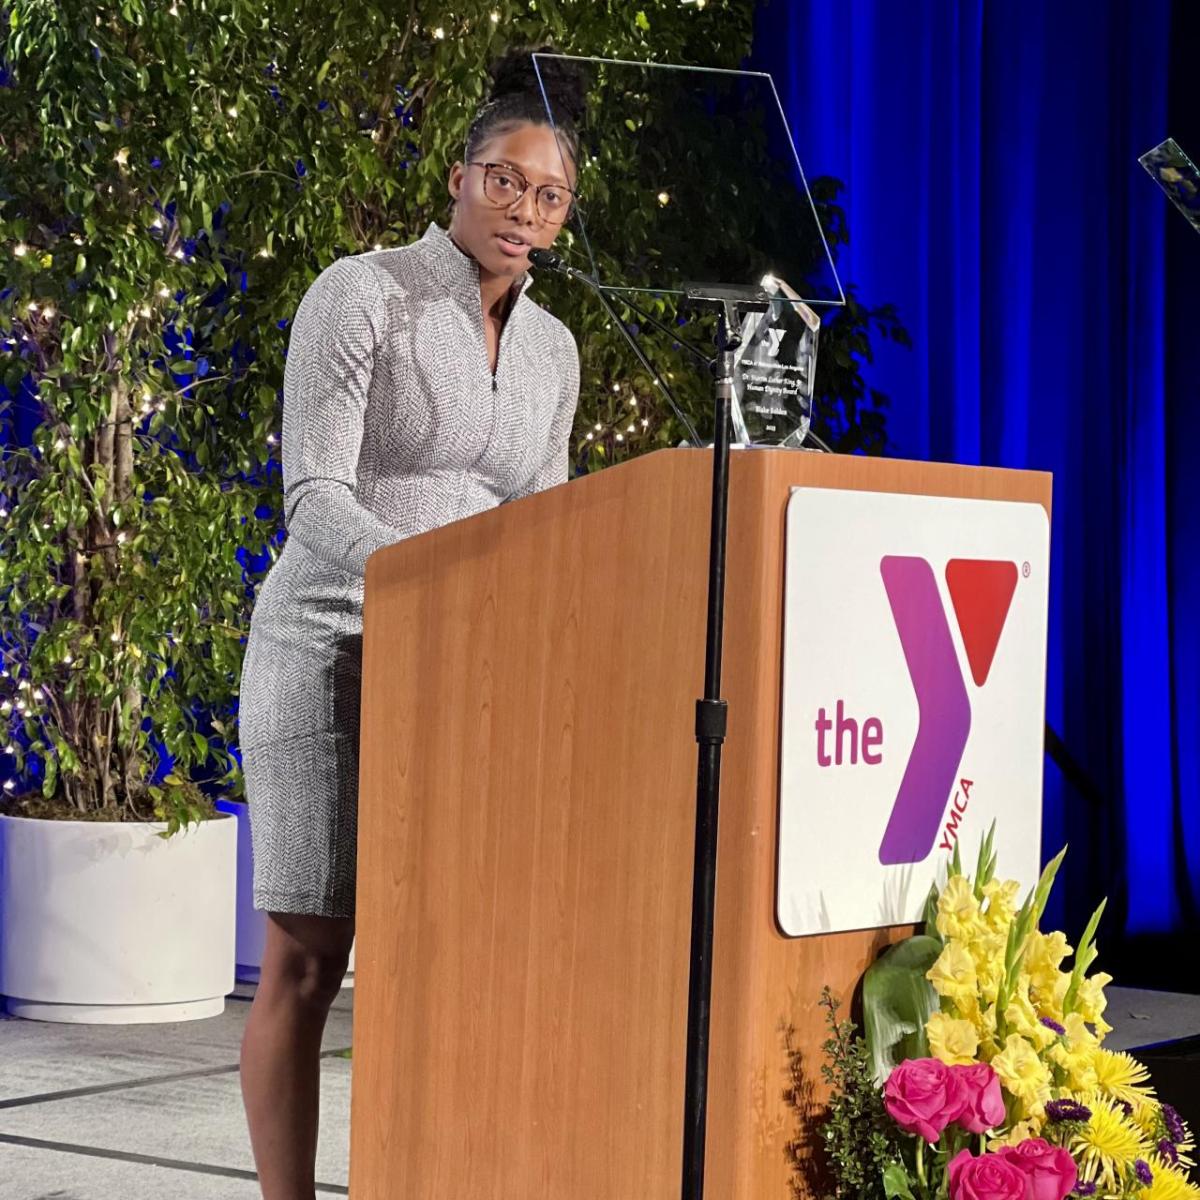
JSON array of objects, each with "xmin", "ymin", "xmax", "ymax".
[
  {"xmin": 996, "ymin": 1138, "xmax": 1079, "ymax": 1200},
  {"xmin": 949, "ymin": 1150, "xmax": 1027, "ymax": 1200},
  {"xmin": 884, "ymin": 1058, "xmax": 966, "ymax": 1143},
  {"xmin": 951, "ymin": 1062, "xmax": 1007, "ymax": 1133}
]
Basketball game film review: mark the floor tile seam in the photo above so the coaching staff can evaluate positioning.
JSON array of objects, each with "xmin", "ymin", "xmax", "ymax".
[
  {"xmin": 0, "ymin": 1131, "xmax": 350, "ymax": 1193},
  {"xmin": 0, "ymin": 1046, "xmax": 353, "ymax": 1110}
]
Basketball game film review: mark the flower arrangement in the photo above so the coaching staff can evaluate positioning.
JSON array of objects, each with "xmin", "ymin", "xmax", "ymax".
[{"xmin": 820, "ymin": 829, "xmax": 1197, "ymax": 1200}]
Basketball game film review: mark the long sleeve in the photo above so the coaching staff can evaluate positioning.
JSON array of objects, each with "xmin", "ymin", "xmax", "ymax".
[
  {"xmin": 280, "ymin": 256, "xmax": 402, "ymax": 578},
  {"xmin": 510, "ymin": 326, "xmax": 581, "ymax": 500}
]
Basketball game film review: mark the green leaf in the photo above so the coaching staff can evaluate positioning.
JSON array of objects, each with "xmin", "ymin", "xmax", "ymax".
[
  {"xmin": 316, "ymin": 58, "xmax": 331, "ymax": 84},
  {"xmin": 884, "ymin": 1162, "xmax": 917, "ymax": 1200},
  {"xmin": 635, "ymin": 10, "xmax": 650, "ymax": 31},
  {"xmin": 863, "ymin": 935, "xmax": 942, "ymax": 1085}
]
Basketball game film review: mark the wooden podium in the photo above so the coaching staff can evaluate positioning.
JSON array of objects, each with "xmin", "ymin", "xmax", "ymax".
[{"xmin": 351, "ymin": 448, "xmax": 1052, "ymax": 1199}]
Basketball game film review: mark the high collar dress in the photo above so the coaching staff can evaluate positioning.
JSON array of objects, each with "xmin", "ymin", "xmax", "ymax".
[{"xmin": 239, "ymin": 222, "xmax": 580, "ymax": 918}]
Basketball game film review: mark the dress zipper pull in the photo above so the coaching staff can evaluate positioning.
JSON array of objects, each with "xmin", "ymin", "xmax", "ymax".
[{"xmin": 492, "ymin": 376, "xmax": 498, "ymax": 393}]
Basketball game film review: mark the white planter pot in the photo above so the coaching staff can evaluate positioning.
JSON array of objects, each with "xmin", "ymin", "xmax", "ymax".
[
  {"xmin": 0, "ymin": 812, "xmax": 236, "ymax": 1023},
  {"xmin": 215, "ymin": 799, "xmax": 354, "ymax": 987}
]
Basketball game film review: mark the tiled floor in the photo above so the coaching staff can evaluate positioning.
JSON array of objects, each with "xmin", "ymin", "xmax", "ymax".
[
  {"xmin": 0, "ymin": 984, "xmax": 1197, "ymax": 1199},
  {"xmin": 0, "ymin": 982, "xmax": 352, "ymax": 1199}
]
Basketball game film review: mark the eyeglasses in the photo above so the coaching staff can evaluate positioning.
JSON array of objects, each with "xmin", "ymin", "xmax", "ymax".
[{"xmin": 465, "ymin": 161, "xmax": 576, "ymax": 225}]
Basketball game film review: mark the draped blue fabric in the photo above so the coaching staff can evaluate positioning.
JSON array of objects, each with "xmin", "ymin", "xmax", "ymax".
[{"xmin": 752, "ymin": 0, "xmax": 1198, "ymax": 972}]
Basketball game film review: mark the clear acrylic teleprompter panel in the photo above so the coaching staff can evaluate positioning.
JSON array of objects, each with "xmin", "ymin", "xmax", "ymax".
[
  {"xmin": 531, "ymin": 55, "xmax": 846, "ymax": 310},
  {"xmin": 1140, "ymin": 138, "xmax": 1200, "ymax": 236}
]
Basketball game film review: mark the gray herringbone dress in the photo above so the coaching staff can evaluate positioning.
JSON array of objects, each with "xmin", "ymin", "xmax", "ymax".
[{"xmin": 239, "ymin": 222, "xmax": 580, "ymax": 918}]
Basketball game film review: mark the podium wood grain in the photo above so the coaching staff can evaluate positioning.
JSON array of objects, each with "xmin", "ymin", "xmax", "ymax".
[{"xmin": 351, "ymin": 448, "xmax": 1051, "ymax": 1199}]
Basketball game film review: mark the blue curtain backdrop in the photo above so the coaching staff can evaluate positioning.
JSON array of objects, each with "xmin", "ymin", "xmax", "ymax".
[{"xmin": 752, "ymin": 0, "xmax": 1199, "ymax": 981}]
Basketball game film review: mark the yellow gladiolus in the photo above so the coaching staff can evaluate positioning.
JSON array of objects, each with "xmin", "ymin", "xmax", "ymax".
[
  {"xmin": 927, "ymin": 940, "xmax": 978, "ymax": 1006},
  {"xmin": 937, "ymin": 875, "xmax": 984, "ymax": 942},
  {"xmin": 992, "ymin": 1033, "xmax": 1053, "ymax": 1114},
  {"xmin": 927, "ymin": 1011, "xmax": 980, "ymax": 1065}
]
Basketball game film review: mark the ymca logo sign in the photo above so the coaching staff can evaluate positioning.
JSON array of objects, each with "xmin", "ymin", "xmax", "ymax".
[
  {"xmin": 876, "ymin": 556, "xmax": 1018, "ymax": 865},
  {"xmin": 777, "ymin": 488, "xmax": 1049, "ymax": 938}
]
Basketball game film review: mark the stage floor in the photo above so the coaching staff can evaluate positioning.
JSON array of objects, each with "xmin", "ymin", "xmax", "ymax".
[{"xmin": 0, "ymin": 985, "xmax": 1195, "ymax": 1198}]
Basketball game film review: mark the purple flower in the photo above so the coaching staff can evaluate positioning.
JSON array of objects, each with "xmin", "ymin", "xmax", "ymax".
[
  {"xmin": 294, "ymin": 159, "xmax": 307, "ymax": 178},
  {"xmin": 1073, "ymin": 1184, "xmax": 1097, "ymax": 1197},
  {"xmin": 317, "ymin": 99, "xmax": 330, "ymax": 111},
  {"xmin": 1163, "ymin": 1105, "xmax": 1186, "ymax": 1144},
  {"xmin": 150, "ymin": 156, "xmax": 162, "ymax": 169},
  {"xmin": 1135, "ymin": 1161, "xmax": 1153, "ymax": 1186},
  {"xmin": 1046, "ymin": 1099, "xmax": 1093, "ymax": 1124},
  {"xmin": 1158, "ymin": 1139, "xmax": 1179, "ymax": 1165},
  {"xmin": 1040, "ymin": 1016, "xmax": 1067, "ymax": 1036}
]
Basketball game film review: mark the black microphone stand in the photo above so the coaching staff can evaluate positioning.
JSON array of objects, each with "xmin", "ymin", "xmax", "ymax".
[{"xmin": 531, "ymin": 251, "xmax": 798, "ymax": 1200}]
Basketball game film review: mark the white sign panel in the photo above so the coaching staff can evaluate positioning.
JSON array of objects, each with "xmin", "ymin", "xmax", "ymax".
[{"xmin": 777, "ymin": 488, "xmax": 1051, "ymax": 937}]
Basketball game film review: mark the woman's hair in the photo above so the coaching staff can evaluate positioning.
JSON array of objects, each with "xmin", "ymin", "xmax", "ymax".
[{"xmin": 464, "ymin": 46, "xmax": 587, "ymax": 168}]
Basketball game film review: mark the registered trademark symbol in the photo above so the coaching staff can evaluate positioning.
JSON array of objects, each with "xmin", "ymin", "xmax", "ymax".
[{"xmin": 1022, "ymin": 561, "xmax": 1031, "ymax": 578}]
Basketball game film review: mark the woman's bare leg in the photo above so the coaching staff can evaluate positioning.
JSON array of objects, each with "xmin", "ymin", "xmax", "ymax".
[{"xmin": 240, "ymin": 911, "xmax": 355, "ymax": 1200}]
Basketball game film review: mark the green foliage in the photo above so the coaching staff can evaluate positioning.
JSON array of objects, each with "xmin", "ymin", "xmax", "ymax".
[
  {"xmin": 0, "ymin": 0, "xmax": 904, "ymax": 825},
  {"xmin": 862, "ymin": 936, "xmax": 943, "ymax": 1085},
  {"xmin": 819, "ymin": 987, "xmax": 904, "ymax": 1200}
]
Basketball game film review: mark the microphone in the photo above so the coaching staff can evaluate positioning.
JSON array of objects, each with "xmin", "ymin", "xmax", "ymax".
[{"xmin": 528, "ymin": 248, "xmax": 702, "ymax": 447}]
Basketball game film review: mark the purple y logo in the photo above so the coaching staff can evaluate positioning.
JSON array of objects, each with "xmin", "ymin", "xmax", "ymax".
[{"xmin": 877, "ymin": 556, "xmax": 1018, "ymax": 865}]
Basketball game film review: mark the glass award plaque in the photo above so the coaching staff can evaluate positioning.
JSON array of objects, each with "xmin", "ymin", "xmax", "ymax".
[
  {"xmin": 731, "ymin": 275, "xmax": 819, "ymax": 447},
  {"xmin": 1140, "ymin": 138, "xmax": 1200, "ymax": 235}
]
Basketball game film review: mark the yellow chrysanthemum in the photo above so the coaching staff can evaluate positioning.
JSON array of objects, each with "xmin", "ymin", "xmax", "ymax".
[
  {"xmin": 938, "ymin": 874, "xmax": 985, "ymax": 942},
  {"xmin": 992, "ymin": 1033, "xmax": 1053, "ymax": 1114},
  {"xmin": 1092, "ymin": 1048, "xmax": 1156, "ymax": 1106},
  {"xmin": 927, "ymin": 1011, "xmax": 980, "ymax": 1065},
  {"xmin": 1071, "ymin": 1092, "xmax": 1152, "ymax": 1192},
  {"xmin": 1137, "ymin": 1162, "xmax": 1200, "ymax": 1200},
  {"xmin": 927, "ymin": 940, "xmax": 978, "ymax": 1006}
]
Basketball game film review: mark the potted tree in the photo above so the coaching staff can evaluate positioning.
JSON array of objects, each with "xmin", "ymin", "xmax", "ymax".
[{"xmin": 0, "ymin": 0, "xmax": 902, "ymax": 1020}]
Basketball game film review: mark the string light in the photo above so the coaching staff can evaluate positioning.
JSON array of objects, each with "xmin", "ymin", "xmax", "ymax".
[
  {"xmin": 110, "ymin": 632, "xmax": 120, "ymax": 642},
  {"xmin": 173, "ymin": 248, "xmax": 185, "ymax": 259},
  {"xmin": 152, "ymin": 217, "xmax": 164, "ymax": 230},
  {"xmin": 593, "ymin": 422, "xmax": 602, "ymax": 431},
  {"xmin": 490, "ymin": 10, "xmax": 501, "ymax": 21},
  {"xmin": 43, "ymin": 306, "xmax": 56, "ymax": 319},
  {"xmin": 62, "ymin": 654, "xmax": 72, "ymax": 665},
  {"xmin": 611, "ymin": 383, "xmax": 620, "ymax": 393},
  {"xmin": 72, "ymin": 235, "xmax": 85, "ymax": 246},
  {"xmin": 585, "ymin": 432, "xmax": 594, "ymax": 441},
  {"xmin": 657, "ymin": 191, "xmax": 670, "ymax": 206},
  {"xmin": 2, "ymin": 780, "xmax": 14, "ymax": 792},
  {"xmin": 116, "ymin": 531, "xmax": 127, "ymax": 544},
  {"xmin": 626, "ymin": 423, "xmax": 636, "ymax": 433},
  {"xmin": 13, "ymin": 243, "xmax": 28, "ymax": 258},
  {"xmin": 54, "ymin": 438, "xmax": 65, "ymax": 451},
  {"xmin": 641, "ymin": 418, "xmax": 649, "ymax": 427},
  {"xmin": 373, "ymin": 243, "xmax": 383, "ymax": 251},
  {"xmin": 114, "ymin": 147, "xmax": 130, "ymax": 167},
  {"xmin": 32, "ymin": 688, "xmax": 43, "ymax": 701},
  {"xmin": 266, "ymin": 433, "xmax": 278, "ymax": 445},
  {"xmin": 432, "ymin": 25, "xmax": 446, "ymax": 38},
  {"xmin": 158, "ymin": 287, "xmax": 170, "ymax": 298},
  {"xmin": 227, "ymin": 106, "xmax": 238, "ymax": 118},
  {"xmin": 0, "ymin": 702, "xmax": 10, "ymax": 714},
  {"xmin": 257, "ymin": 248, "xmax": 272, "ymax": 258},
  {"xmin": 615, "ymin": 433, "xmax": 625, "ymax": 443}
]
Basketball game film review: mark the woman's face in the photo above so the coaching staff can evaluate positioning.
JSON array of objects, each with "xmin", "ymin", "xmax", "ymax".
[{"xmin": 447, "ymin": 122, "xmax": 576, "ymax": 281}]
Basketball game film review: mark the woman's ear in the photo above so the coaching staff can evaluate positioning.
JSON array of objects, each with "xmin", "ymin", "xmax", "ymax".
[{"xmin": 447, "ymin": 161, "xmax": 465, "ymax": 200}]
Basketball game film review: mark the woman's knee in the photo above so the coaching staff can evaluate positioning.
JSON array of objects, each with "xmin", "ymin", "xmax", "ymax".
[{"xmin": 262, "ymin": 913, "xmax": 354, "ymax": 1009}]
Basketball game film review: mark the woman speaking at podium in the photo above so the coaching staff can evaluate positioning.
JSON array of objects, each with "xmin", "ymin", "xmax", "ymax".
[{"xmin": 237, "ymin": 49, "xmax": 583, "ymax": 1198}]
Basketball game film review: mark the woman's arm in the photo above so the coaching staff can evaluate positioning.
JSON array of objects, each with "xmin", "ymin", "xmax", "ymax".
[
  {"xmin": 511, "ymin": 326, "xmax": 581, "ymax": 499},
  {"xmin": 280, "ymin": 256, "xmax": 402, "ymax": 578}
]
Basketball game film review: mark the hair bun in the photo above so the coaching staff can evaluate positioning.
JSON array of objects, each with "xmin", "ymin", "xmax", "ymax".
[{"xmin": 487, "ymin": 45, "xmax": 588, "ymax": 127}]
